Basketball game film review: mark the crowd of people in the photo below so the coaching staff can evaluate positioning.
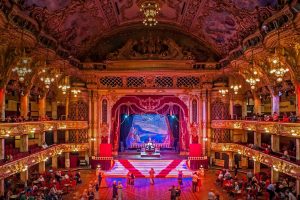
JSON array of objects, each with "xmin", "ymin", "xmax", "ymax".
[
  {"xmin": 3, "ymin": 169, "xmax": 82, "ymax": 200},
  {"xmin": 249, "ymin": 112, "xmax": 298, "ymax": 123},
  {"xmin": 214, "ymin": 168, "xmax": 298, "ymax": 200},
  {"xmin": 3, "ymin": 115, "xmax": 51, "ymax": 123}
]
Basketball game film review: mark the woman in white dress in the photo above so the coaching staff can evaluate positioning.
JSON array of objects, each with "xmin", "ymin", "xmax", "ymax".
[{"xmin": 117, "ymin": 181, "xmax": 123, "ymax": 200}]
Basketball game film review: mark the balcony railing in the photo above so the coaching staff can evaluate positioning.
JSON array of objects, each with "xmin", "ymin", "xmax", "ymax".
[
  {"xmin": 0, "ymin": 143, "xmax": 89, "ymax": 179},
  {"xmin": 0, "ymin": 120, "xmax": 88, "ymax": 137},
  {"xmin": 211, "ymin": 142, "xmax": 300, "ymax": 179},
  {"xmin": 211, "ymin": 120, "xmax": 300, "ymax": 138}
]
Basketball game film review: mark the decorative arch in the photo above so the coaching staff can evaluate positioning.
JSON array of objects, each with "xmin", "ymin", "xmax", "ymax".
[{"xmin": 110, "ymin": 95, "xmax": 189, "ymax": 152}]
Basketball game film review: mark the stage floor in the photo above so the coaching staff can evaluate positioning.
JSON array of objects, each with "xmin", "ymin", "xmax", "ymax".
[{"xmin": 116, "ymin": 150, "xmax": 186, "ymax": 160}]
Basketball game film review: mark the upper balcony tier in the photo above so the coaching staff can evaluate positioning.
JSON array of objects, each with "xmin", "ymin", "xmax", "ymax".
[
  {"xmin": 211, "ymin": 142, "xmax": 300, "ymax": 179},
  {"xmin": 0, "ymin": 120, "xmax": 88, "ymax": 137},
  {"xmin": 211, "ymin": 120, "xmax": 300, "ymax": 138}
]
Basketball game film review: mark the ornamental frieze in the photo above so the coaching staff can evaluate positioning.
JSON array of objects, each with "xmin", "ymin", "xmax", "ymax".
[
  {"xmin": 211, "ymin": 120, "xmax": 300, "ymax": 138},
  {"xmin": 211, "ymin": 143, "xmax": 300, "ymax": 179}
]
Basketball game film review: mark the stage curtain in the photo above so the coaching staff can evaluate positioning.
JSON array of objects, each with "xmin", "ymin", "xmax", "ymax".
[{"xmin": 99, "ymin": 144, "xmax": 112, "ymax": 157}]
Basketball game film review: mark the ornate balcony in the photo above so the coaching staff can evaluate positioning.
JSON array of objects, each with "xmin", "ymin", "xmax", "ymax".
[
  {"xmin": 211, "ymin": 142, "xmax": 300, "ymax": 179},
  {"xmin": 0, "ymin": 121, "xmax": 88, "ymax": 137},
  {"xmin": 0, "ymin": 143, "xmax": 88, "ymax": 179},
  {"xmin": 211, "ymin": 120, "xmax": 300, "ymax": 138}
]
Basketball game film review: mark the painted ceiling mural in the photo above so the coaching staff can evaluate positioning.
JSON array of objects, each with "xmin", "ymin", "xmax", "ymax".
[{"xmin": 22, "ymin": 0, "xmax": 282, "ymax": 61}]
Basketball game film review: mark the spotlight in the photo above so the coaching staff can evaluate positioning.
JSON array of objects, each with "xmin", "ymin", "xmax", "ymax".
[
  {"xmin": 171, "ymin": 115, "xmax": 176, "ymax": 119},
  {"xmin": 124, "ymin": 114, "xmax": 128, "ymax": 118}
]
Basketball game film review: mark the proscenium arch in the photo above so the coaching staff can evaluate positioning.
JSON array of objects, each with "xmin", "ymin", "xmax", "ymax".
[{"xmin": 110, "ymin": 95, "xmax": 190, "ymax": 153}]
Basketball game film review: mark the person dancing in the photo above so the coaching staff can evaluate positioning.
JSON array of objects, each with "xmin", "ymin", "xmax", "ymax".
[{"xmin": 149, "ymin": 168, "xmax": 155, "ymax": 185}]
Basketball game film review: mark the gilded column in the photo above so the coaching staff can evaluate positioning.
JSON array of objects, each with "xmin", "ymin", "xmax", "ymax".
[
  {"xmin": 271, "ymin": 95, "xmax": 280, "ymax": 114},
  {"xmin": 253, "ymin": 161, "xmax": 260, "ymax": 174},
  {"xmin": 39, "ymin": 161, "xmax": 46, "ymax": 174},
  {"xmin": 198, "ymin": 95, "xmax": 203, "ymax": 144},
  {"xmin": 296, "ymin": 138, "xmax": 300, "ymax": 161},
  {"xmin": 296, "ymin": 83, "xmax": 300, "ymax": 116},
  {"xmin": 20, "ymin": 170, "xmax": 28, "ymax": 185},
  {"xmin": 52, "ymin": 156, "xmax": 58, "ymax": 169},
  {"xmin": 65, "ymin": 152, "xmax": 70, "ymax": 169},
  {"xmin": 254, "ymin": 131, "xmax": 261, "ymax": 147},
  {"xmin": 20, "ymin": 134, "xmax": 28, "ymax": 152},
  {"xmin": 53, "ymin": 130, "xmax": 58, "ymax": 144},
  {"xmin": 88, "ymin": 90, "xmax": 93, "ymax": 156},
  {"xmin": 65, "ymin": 130, "xmax": 69, "ymax": 143},
  {"xmin": 38, "ymin": 96, "xmax": 46, "ymax": 118},
  {"xmin": 51, "ymin": 101, "xmax": 57, "ymax": 120},
  {"xmin": 253, "ymin": 95, "xmax": 262, "ymax": 115},
  {"xmin": 271, "ymin": 168, "xmax": 279, "ymax": 183},
  {"xmin": 20, "ymin": 93, "xmax": 29, "ymax": 119},
  {"xmin": 271, "ymin": 135, "xmax": 280, "ymax": 152},
  {"xmin": 0, "ymin": 139, "xmax": 4, "ymax": 160},
  {"xmin": 65, "ymin": 94, "xmax": 69, "ymax": 120},
  {"xmin": 38, "ymin": 132, "xmax": 45, "ymax": 147}
]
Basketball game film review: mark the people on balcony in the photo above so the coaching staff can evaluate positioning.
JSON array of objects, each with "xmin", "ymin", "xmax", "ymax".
[{"xmin": 273, "ymin": 112, "xmax": 279, "ymax": 121}]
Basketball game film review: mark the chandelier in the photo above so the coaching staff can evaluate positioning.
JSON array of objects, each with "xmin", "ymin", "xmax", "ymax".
[
  {"xmin": 139, "ymin": 0, "xmax": 160, "ymax": 26},
  {"xmin": 40, "ymin": 68, "xmax": 58, "ymax": 89},
  {"xmin": 246, "ymin": 51, "xmax": 260, "ymax": 89},
  {"xmin": 218, "ymin": 67, "xmax": 228, "ymax": 97},
  {"xmin": 230, "ymin": 84, "xmax": 242, "ymax": 94},
  {"xmin": 12, "ymin": 30, "xmax": 32, "ymax": 82},
  {"xmin": 59, "ymin": 76, "xmax": 70, "ymax": 94},
  {"xmin": 12, "ymin": 57, "xmax": 32, "ymax": 82},
  {"xmin": 71, "ymin": 89, "xmax": 81, "ymax": 97},
  {"xmin": 268, "ymin": 32, "xmax": 289, "ymax": 82}
]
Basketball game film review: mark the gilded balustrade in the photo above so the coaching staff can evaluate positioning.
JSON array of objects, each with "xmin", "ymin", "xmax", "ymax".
[
  {"xmin": 0, "ymin": 121, "xmax": 88, "ymax": 137},
  {"xmin": 211, "ymin": 120, "xmax": 300, "ymax": 138},
  {"xmin": 0, "ymin": 143, "xmax": 89, "ymax": 179},
  {"xmin": 211, "ymin": 142, "xmax": 300, "ymax": 179}
]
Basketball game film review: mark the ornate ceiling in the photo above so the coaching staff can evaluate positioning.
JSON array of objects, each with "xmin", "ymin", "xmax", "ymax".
[{"xmin": 21, "ymin": 0, "xmax": 283, "ymax": 61}]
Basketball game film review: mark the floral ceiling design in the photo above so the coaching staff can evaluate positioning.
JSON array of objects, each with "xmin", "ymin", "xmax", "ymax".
[{"xmin": 22, "ymin": 0, "xmax": 281, "ymax": 61}]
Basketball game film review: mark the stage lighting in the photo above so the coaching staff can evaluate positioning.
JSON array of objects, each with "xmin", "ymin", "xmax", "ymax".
[
  {"xmin": 124, "ymin": 114, "xmax": 129, "ymax": 118},
  {"xmin": 171, "ymin": 115, "xmax": 176, "ymax": 119}
]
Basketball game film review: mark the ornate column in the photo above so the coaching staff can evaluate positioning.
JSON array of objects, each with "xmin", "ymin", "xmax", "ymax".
[
  {"xmin": 20, "ymin": 134, "xmax": 28, "ymax": 152},
  {"xmin": 296, "ymin": 138, "xmax": 300, "ymax": 161},
  {"xmin": 65, "ymin": 130, "xmax": 69, "ymax": 143},
  {"xmin": 52, "ymin": 156, "xmax": 58, "ymax": 169},
  {"xmin": 253, "ymin": 161, "xmax": 260, "ymax": 174},
  {"xmin": 38, "ymin": 132, "xmax": 45, "ymax": 147},
  {"xmin": 198, "ymin": 95, "xmax": 203, "ymax": 144},
  {"xmin": 91, "ymin": 91, "xmax": 99, "ymax": 156},
  {"xmin": 228, "ymin": 152, "xmax": 234, "ymax": 169},
  {"xmin": 271, "ymin": 95, "xmax": 280, "ymax": 114},
  {"xmin": 297, "ymin": 179, "xmax": 300, "ymax": 197},
  {"xmin": 254, "ymin": 131, "xmax": 261, "ymax": 147},
  {"xmin": 65, "ymin": 152, "xmax": 70, "ymax": 169},
  {"xmin": 253, "ymin": 95, "xmax": 262, "ymax": 115},
  {"xmin": 271, "ymin": 135, "xmax": 280, "ymax": 152},
  {"xmin": 38, "ymin": 96, "xmax": 46, "ymax": 118},
  {"xmin": 0, "ymin": 139, "xmax": 4, "ymax": 160},
  {"xmin": 202, "ymin": 83, "xmax": 212, "ymax": 156},
  {"xmin": 39, "ymin": 161, "xmax": 46, "ymax": 174},
  {"xmin": 271, "ymin": 168, "xmax": 279, "ymax": 183},
  {"xmin": 20, "ymin": 93, "xmax": 29, "ymax": 119},
  {"xmin": 51, "ymin": 101, "xmax": 57, "ymax": 120},
  {"xmin": 20, "ymin": 170, "xmax": 28, "ymax": 185},
  {"xmin": 229, "ymin": 96, "xmax": 234, "ymax": 119},
  {"xmin": 88, "ymin": 90, "xmax": 93, "ymax": 156},
  {"xmin": 0, "ymin": 88, "xmax": 5, "ymax": 121},
  {"xmin": 295, "ymin": 83, "xmax": 300, "ymax": 116},
  {"xmin": 65, "ymin": 94, "xmax": 70, "ymax": 120}
]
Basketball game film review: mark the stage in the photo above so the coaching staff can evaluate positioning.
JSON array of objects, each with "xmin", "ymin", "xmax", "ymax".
[{"xmin": 116, "ymin": 150, "xmax": 186, "ymax": 160}]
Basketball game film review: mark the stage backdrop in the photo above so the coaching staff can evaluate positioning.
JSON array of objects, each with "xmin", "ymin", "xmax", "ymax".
[{"xmin": 111, "ymin": 95, "xmax": 189, "ymax": 152}]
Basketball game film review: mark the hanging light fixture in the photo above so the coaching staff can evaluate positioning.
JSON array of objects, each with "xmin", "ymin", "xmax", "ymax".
[
  {"xmin": 39, "ymin": 53, "xmax": 58, "ymax": 89},
  {"xmin": 218, "ymin": 67, "xmax": 228, "ymax": 97},
  {"xmin": 12, "ymin": 29, "xmax": 32, "ymax": 81},
  {"xmin": 59, "ymin": 76, "xmax": 70, "ymax": 94},
  {"xmin": 246, "ymin": 51, "xmax": 260, "ymax": 89},
  {"xmin": 268, "ymin": 31, "xmax": 289, "ymax": 82},
  {"xmin": 230, "ymin": 63, "xmax": 242, "ymax": 94},
  {"xmin": 71, "ymin": 89, "xmax": 81, "ymax": 97},
  {"xmin": 139, "ymin": 0, "xmax": 160, "ymax": 26}
]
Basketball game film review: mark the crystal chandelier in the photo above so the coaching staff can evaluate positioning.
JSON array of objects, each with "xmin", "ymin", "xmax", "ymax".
[
  {"xmin": 246, "ymin": 51, "xmax": 260, "ymax": 89},
  {"xmin": 139, "ymin": 0, "xmax": 160, "ymax": 26},
  {"xmin": 219, "ymin": 88, "xmax": 228, "ymax": 96},
  {"xmin": 59, "ymin": 76, "xmax": 70, "ymax": 94},
  {"xmin": 230, "ymin": 84, "xmax": 242, "ymax": 94},
  {"xmin": 40, "ymin": 68, "xmax": 58, "ymax": 89},
  {"xmin": 12, "ymin": 30, "xmax": 32, "ymax": 82},
  {"xmin": 71, "ymin": 89, "xmax": 81, "ymax": 97},
  {"xmin": 12, "ymin": 57, "xmax": 32, "ymax": 82},
  {"xmin": 268, "ymin": 32, "xmax": 289, "ymax": 82}
]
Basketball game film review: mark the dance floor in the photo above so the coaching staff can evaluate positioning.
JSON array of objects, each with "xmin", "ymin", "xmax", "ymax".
[{"xmin": 66, "ymin": 170, "xmax": 233, "ymax": 200}]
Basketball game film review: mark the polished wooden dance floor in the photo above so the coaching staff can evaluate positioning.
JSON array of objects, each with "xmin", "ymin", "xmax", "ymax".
[{"xmin": 67, "ymin": 170, "xmax": 233, "ymax": 200}]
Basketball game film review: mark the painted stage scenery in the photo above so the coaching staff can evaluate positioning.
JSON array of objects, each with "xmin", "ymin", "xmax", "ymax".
[{"xmin": 126, "ymin": 114, "xmax": 170, "ymax": 148}]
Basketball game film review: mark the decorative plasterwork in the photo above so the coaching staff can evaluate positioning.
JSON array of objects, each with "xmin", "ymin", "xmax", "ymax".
[
  {"xmin": 211, "ymin": 120, "xmax": 300, "ymax": 138},
  {"xmin": 0, "ymin": 143, "xmax": 89, "ymax": 179},
  {"xmin": 211, "ymin": 142, "xmax": 300, "ymax": 179},
  {"xmin": 0, "ymin": 121, "xmax": 88, "ymax": 138}
]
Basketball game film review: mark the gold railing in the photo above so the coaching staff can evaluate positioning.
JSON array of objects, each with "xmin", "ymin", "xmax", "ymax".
[
  {"xmin": 211, "ymin": 120, "xmax": 300, "ymax": 138},
  {"xmin": 211, "ymin": 142, "xmax": 300, "ymax": 179},
  {"xmin": 0, "ymin": 121, "xmax": 88, "ymax": 137},
  {"xmin": 0, "ymin": 143, "xmax": 89, "ymax": 179}
]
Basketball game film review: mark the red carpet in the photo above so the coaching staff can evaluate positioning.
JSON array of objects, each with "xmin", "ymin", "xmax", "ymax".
[
  {"xmin": 155, "ymin": 160, "xmax": 182, "ymax": 178},
  {"xmin": 118, "ymin": 159, "xmax": 145, "ymax": 178}
]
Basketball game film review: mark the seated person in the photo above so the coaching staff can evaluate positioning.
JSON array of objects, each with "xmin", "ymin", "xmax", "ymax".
[
  {"xmin": 289, "ymin": 112, "xmax": 297, "ymax": 122},
  {"xmin": 282, "ymin": 112, "xmax": 289, "ymax": 122},
  {"xmin": 281, "ymin": 150, "xmax": 290, "ymax": 160},
  {"xmin": 224, "ymin": 170, "xmax": 232, "ymax": 180},
  {"xmin": 38, "ymin": 175, "xmax": 45, "ymax": 182},
  {"xmin": 273, "ymin": 112, "xmax": 279, "ymax": 121},
  {"xmin": 42, "ymin": 142, "xmax": 48, "ymax": 149}
]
